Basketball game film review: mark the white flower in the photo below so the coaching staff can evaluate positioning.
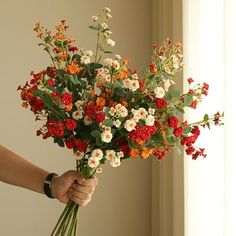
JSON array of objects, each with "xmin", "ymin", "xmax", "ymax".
[
  {"xmin": 129, "ymin": 80, "xmax": 139, "ymax": 91},
  {"xmin": 131, "ymin": 73, "xmax": 138, "ymax": 80},
  {"xmin": 131, "ymin": 109, "xmax": 138, "ymax": 116},
  {"xmin": 106, "ymin": 38, "xmax": 115, "ymax": 47},
  {"xmin": 91, "ymin": 149, "xmax": 103, "ymax": 160},
  {"xmin": 104, "ymin": 126, "xmax": 111, "ymax": 132},
  {"xmin": 148, "ymin": 108, "xmax": 155, "ymax": 115},
  {"xmin": 104, "ymin": 31, "xmax": 112, "ymax": 37},
  {"xmin": 105, "ymin": 150, "xmax": 116, "ymax": 160},
  {"xmin": 96, "ymin": 167, "xmax": 103, "ymax": 174},
  {"xmin": 109, "ymin": 107, "xmax": 116, "ymax": 116},
  {"xmin": 72, "ymin": 109, "xmax": 83, "ymax": 120},
  {"xmin": 94, "ymin": 85, "xmax": 102, "ymax": 96},
  {"xmin": 115, "ymin": 54, "xmax": 122, "ymax": 60},
  {"xmin": 92, "ymin": 16, "xmax": 98, "ymax": 21},
  {"xmin": 112, "ymin": 60, "xmax": 120, "ymax": 70},
  {"xmin": 113, "ymin": 119, "xmax": 121, "ymax": 128},
  {"xmin": 145, "ymin": 115, "xmax": 155, "ymax": 126},
  {"xmin": 104, "ymin": 58, "xmax": 113, "ymax": 67},
  {"xmin": 137, "ymin": 108, "xmax": 148, "ymax": 119},
  {"xmin": 154, "ymin": 86, "xmax": 165, "ymax": 98},
  {"xmin": 73, "ymin": 151, "xmax": 84, "ymax": 160},
  {"xmin": 101, "ymin": 131, "xmax": 113, "ymax": 143},
  {"xmin": 85, "ymin": 50, "xmax": 93, "ymax": 57},
  {"xmin": 132, "ymin": 115, "xmax": 139, "ymax": 122},
  {"xmin": 101, "ymin": 22, "xmax": 108, "ymax": 29},
  {"xmin": 117, "ymin": 151, "xmax": 124, "ymax": 158},
  {"xmin": 88, "ymin": 157, "xmax": 100, "ymax": 168},
  {"xmin": 164, "ymin": 79, "xmax": 171, "ymax": 92},
  {"xmin": 124, "ymin": 119, "xmax": 136, "ymax": 132},
  {"xmin": 84, "ymin": 116, "xmax": 93, "ymax": 125},
  {"xmin": 104, "ymin": 7, "xmax": 112, "ymax": 13},
  {"xmin": 116, "ymin": 105, "xmax": 128, "ymax": 118},
  {"xmin": 110, "ymin": 158, "xmax": 121, "ymax": 167},
  {"xmin": 75, "ymin": 100, "xmax": 84, "ymax": 108},
  {"xmin": 81, "ymin": 55, "xmax": 90, "ymax": 65},
  {"xmin": 123, "ymin": 79, "xmax": 131, "ymax": 88}
]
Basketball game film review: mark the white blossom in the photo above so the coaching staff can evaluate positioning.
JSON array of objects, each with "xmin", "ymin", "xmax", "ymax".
[
  {"xmin": 72, "ymin": 109, "xmax": 83, "ymax": 120},
  {"xmin": 145, "ymin": 115, "xmax": 155, "ymax": 126},
  {"xmin": 88, "ymin": 157, "xmax": 100, "ymax": 168},
  {"xmin": 101, "ymin": 22, "xmax": 108, "ymax": 29},
  {"xmin": 92, "ymin": 16, "xmax": 98, "ymax": 21},
  {"xmin": 164, "ymin": 79, "xmax": 171, "ymax": 92},
  {"xmin": 137, "ymin": 107, "xmax": 148, "ymax": 119},
  {"xmin": 154, "ymin": 86, "xmax": 165, "ymax": 98},
  {"xmin": 106, "ymin": 38, "xmax": 115, "ymax": 47},
  {"xmin": 73, "ymin": 151, "xmax": 84, "ymax": 160},
  {"xmin": 148, "ymin": 108, "xmax": 155, "ymax": 115},
  {"xmin": 113, "ymin": 119, "xmax": 121, "ymax": 128},
  {"xmin": 117, "ymin": 151, "xmax": 124, "ymax": 158},
  {"xmin": 80, "ymin": 55, "xmax": 91, "ymax": 65},
  {"xmin": 124, "ymin": 119, "xmax": 136, "ymax": 132},
  {"xmin": 110, "ymin": 158, "xmax": 121, "ymax": 167},
  {"xmin": 84, "ymin": 116, "xmax": 93, "ymax": 125},
  {"xmin": 105, "ymin": 150, "xmax": 116, "ymax": 160},
  {"xmin": 91, "ymin": 149, "xmax": 103, "ymax": 160},
  {"xmin": 101, "ymin": 131, "xmax": 113, "ymax": 143}
]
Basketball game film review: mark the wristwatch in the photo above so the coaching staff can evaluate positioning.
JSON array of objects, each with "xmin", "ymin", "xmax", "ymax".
[{"xmin": 43, "ymin": 172, "xmax": 58, "ymax": 199}]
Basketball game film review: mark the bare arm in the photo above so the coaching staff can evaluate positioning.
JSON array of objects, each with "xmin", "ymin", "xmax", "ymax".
[
  {"xmin": 0, "ymin": 145, "xmax": 98, "ymax": 205},
  {"xmin": 0, "ymin": 145, "xmax": 48, "ymax": 194}
]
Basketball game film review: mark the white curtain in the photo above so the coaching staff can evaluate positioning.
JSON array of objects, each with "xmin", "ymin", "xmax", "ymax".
[{"xmin": 183, "ymin": 0, "xmax": 234, "ymax": 235}]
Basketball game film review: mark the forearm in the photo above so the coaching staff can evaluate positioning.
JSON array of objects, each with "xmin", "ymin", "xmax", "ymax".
[{"xmin": 0, "ymin": 145, "xmax": 49, "ymax": 194}]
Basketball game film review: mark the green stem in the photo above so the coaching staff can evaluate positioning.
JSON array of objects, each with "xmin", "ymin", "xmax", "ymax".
[{"xmin": 95, "ymin": 29, "xmax": 101, "ymax": 63}]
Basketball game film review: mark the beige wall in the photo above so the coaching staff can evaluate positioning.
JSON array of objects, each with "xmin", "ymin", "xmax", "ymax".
[
  {"xmin": 152, "ymin": 0, "xmax": 184, "ymax": 236},
  {"xmin": 0, "ymin": 1, "xmax": 152, "ymax": 236}
]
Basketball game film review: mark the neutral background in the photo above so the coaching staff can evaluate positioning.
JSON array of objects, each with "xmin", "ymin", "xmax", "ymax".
[{"xmin": 0, "ymin": 1, "xmax": 184, "ymax": 236}]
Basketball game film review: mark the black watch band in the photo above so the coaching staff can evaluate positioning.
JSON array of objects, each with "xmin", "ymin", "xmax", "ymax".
[{"xmin": 43, "ymin": 173, "xmax": 58, "ymax": 199}]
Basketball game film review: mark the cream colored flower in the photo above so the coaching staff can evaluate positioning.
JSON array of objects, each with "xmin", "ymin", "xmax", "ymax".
[
  {"xmin": 73, "ymin": 151, "xmax": 84, "ymax": 160},
  {"xmin": 92, "ymin": 16, "xmax": 98, "ymax": 21},
  {"xmin": 112, "ymin": 60, "xmax": 120, "ymax": 70},
  {"xmin": 110, "ymin": 158, "xmax": 121, "ymax": 167},
  {"xmin": 164, "ymin": 79, "xmax": 171, "ymax": 92},
  {"xmin": 129, "ymin": 80, "xmax": 139, "ymax": 92},
  {"xmin": 88, "ymin": 157, "xmax": 100, "ymax": 168},
  {"xmin": 80, "ymin": 55, "xmax": 90, "ymax": 65},
  {"xmin": 101, "ymin": 22, "xmax": 108, "ymax": 29},
  {"xmin": 91, "ymin": 149, "xmax": 103, "ymax": 160},
  {"xmin": 148, "ymin": 108, "xmax": 155, "ymax": 115},
  {"xmin": 154, "ymin": 86, "xmax": 165, "ymax": 98},
  {"xmin": 104, "ymin": 58, "xmax": 113, "ymax": 67},
  {"xmin": 145, "ymin": 115, "xmax": 155, "ymax": 126},
  {"xmin": 137, "ymin": 107, "xmax": 148, "ymax": 119},
  {"xmin": 105, "ymin": 150, "xmax": 116, "ymax": 160},
  {"xmin": 101, "ymin": 131, "xmax": 113, "ymax": 143},
  {"xmin": 117, "ymin": 151, "xmax": 124, "ymax": 158},
  {"xmin": 72, "ymin": 109, "xmax": 83, "ymax": 120},
  {"xmin": 106, "ymin": 38, "xmax": 115, "ymax": 47},
  {"xmin": 96, "ymin": 167, "xmax": 103, "ymax": 174},
  {"xmin": 124, "ymin": 119, "xmax": 136, "ymax": 132},
  {"xmin": 113, "ymin": 119, "xmax": 121, "ymax": 128}
]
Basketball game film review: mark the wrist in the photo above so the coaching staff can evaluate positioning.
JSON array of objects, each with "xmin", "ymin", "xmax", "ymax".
[{"xmin": 43, "ymin": 173, "xmax": 58, "ymax": 199}]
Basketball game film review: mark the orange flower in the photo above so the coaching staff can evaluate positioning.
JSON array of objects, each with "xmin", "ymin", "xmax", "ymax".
[
  {"xmin": 54, "ymin": 33, "xmax": 64, "ymax": 41},
  {"xmin": 55, "ymin": 24, "xmax": 64, "ymax": 31},
  {"xmin": 57, "ymin": 53, "xmax": 68, "ymax": 61},
  {"xmin": 123, "ymin": 59, "xmax": 130, "ymax": 65},
  {"xmin": 89, "ymin": 90, "xmax": 95, "ymax": 96},
  {"xmin": 65, "ymin": 103, "xmax": 73, "ymax": 112},
  {"xmin": 141, "ymin": 148, "xmax": 153, "ymax": 159},
  {"xmin": 96, "ymin": 97, "xmax": 106, "ymax": 107},
  {"xmin": 119, "ymin": 98, "xmax": 128, "ymax": 107},
  {"xmin": 67, "ymin": 62, "xmax": 83, "ymax": 75},
  {"xmin": 130, "ymin": 148, "xmax": 139, "ymax": 158}
]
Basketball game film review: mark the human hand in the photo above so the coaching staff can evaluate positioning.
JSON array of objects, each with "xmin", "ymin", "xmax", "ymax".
[{"xmin": 51, "ymin": 170, "xmax": 98, "ymax": 206}]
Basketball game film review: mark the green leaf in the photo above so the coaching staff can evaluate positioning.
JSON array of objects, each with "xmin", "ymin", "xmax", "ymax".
[
  {"xmin": 54, "ymin": 137, "xmax": 64, "ymax": 147},
  {"xmin": 54, "ymin": 41, "xmax": 62, "ymax": 47},
  {"xmin": 204, "ymin": 114, "xmax": 209, "ymax": 122},
  {"xmin": 206, "ymin": 122, "xmax": 211, "ymax": 129},
  {"xmin": 33, "ymin": 89, "xmax": 43, "ymax": 97},
  {"xmin": 104, "ymin": 51, "xmax": 112, "ymax": 54},
  {"xmin": 184, "ymin": 94, "xmax": 193, "ymax": 106},
  {"xmin": 89, "ymin": 25, "xmax": 99, "ymax": 30},
  {"xmin": 44, "ymin": 94, "xmax": 53, "ymax": 107},
  {"xmin": 184, "ymin": 126, "xmax": 192, "ymax": 134},
  {"xmin": 45, "ymin": 36, "xmax": 52, "ymax": 43},
  {"xmin": 171, "ymin": 90, "xmax": 181, "ymax": 98},
  {"xmin": 152, "ymin": 133, "xmax": 164, "ymax": 144},
  {"xmin": 103, "ymin": 119, "xmax": 113, "ymax": 127},
  {"xmin": 91, "ymin": 130, "xmax": 100, "ymax": 138},
  {"xmin": 82, "ymin": 166, "xmax": 91, "ymax": 179}
]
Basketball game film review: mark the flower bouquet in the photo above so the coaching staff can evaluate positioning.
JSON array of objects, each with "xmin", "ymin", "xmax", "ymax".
[{"xmin": 18, "ymin": 7, "xmax": 223, "ymax": 236}]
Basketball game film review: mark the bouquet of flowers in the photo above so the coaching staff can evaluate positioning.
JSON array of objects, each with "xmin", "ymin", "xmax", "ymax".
[{"xmin": 18, "ymin": 7, "xmax": 223, "ymax": 236}]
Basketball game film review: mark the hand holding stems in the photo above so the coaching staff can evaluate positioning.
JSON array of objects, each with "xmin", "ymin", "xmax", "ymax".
[{"xmin": 51, "ymin": 171, "xmax": 98, "ymax": 206}]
